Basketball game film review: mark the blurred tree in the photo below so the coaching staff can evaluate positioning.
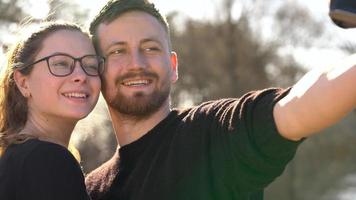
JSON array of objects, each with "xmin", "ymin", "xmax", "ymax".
[
  {"xmin": 0, "ymin": 0, "xmax": 90, "ymax": 52},
  {"xmin": 0, "ymin": 0, "xmax": 27, "ymax": 52},
  {"xmin": 273, "ymin": 0, "xmax": 324, "ymax": 47},
  {"xmin": 0, "ymin": 0, "xmax": 24, "ymax": 23},
  {"xmin": 170, "ymin": 0, "xmax": 309, "ymax": 106},
  {"xmin": 46, "ymin": 0, "xmax": 89, "ymax": 25}
]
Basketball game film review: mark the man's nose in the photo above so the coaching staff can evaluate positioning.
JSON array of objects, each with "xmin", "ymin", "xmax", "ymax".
[{"xmin": 128, "ymin": 50, "xmax": 147, "ymax": 70}]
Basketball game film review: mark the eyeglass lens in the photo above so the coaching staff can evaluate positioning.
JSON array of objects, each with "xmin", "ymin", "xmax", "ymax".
[{"xmin": 48, "ymin": 55, "xmax": 103, "ymax": 76}]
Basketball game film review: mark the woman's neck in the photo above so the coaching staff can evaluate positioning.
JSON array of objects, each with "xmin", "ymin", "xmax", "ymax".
[{"xmin": 20, "ymin": 114, "xmax": 77, "ymax": 147}]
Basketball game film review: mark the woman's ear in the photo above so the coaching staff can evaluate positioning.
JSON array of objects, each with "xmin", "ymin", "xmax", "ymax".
[{"xmin": 13, "ymin": 70, "xmax": 31, "ymax": 98}]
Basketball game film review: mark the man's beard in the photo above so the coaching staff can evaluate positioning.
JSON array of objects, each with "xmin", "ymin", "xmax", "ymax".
[{"xmin": 104, "ymin": 72, "xmax": 171, "ymax": 119}]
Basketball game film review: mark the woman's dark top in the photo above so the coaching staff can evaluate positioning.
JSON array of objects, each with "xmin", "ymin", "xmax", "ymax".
[{"xmin": 0, "ymin": 138, "xmax": 90, "ymax": 200}]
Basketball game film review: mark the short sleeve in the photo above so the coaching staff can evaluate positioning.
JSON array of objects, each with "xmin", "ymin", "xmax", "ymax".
[
  {"xmin": 249, "ymin": 88, "xmax": 302, "ymax": 159},
  {"xmin": 231, "ymin": 88, "xmax": 303, "ymax": 189},
  {"xmin": 198, "ymin": 88, "xmax": 303, "ymax": 191},
  {"xmin": 16, "ymin": 142, "xmax": 90, "ymax": 200}
]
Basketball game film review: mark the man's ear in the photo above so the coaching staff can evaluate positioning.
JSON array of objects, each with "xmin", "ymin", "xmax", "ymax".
[
  {"xmin": 13, "ymin": 70, "xmax": 31, "ymax": 98},
  {"xmin": 170, "ymin": 51, "xmax": 178, "ymax": 83}
]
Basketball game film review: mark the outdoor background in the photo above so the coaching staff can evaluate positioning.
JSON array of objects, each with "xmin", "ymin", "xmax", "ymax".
[{"xmin": 0, "ymin": 0, "xmax": 356, "ymax": 199}]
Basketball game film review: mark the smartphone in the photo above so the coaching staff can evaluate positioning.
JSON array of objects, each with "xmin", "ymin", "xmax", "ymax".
[{"xmin": 329, "ymin": 0, "xmax": 356, "ymax": 28}]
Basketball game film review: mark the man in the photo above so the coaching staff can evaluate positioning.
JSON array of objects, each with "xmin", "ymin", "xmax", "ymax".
[{"xmin": 85, "ymin": 0, "xmax": 356, "ymax": 199}]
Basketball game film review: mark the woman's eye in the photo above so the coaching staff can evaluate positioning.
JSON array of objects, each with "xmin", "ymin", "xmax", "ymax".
[{"xmin": 52, "ymin": 61, "xmax": 71, "ymax": 68}]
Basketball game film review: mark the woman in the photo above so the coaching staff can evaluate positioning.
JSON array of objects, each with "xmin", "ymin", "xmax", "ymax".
[{"xmin": 0, "ymin": 21, "xmax": 104, "ymax": 200}]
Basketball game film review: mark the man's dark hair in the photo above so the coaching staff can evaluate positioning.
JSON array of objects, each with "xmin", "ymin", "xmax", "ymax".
[{"xmin": 89, "ymin": 0, "xmax": 171, "ymax": 53}]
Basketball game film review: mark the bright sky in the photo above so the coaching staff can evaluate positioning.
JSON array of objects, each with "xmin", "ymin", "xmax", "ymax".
[
  {"xmin": 82, "ymin": 0, "xmax": 330, "ymax": 20},
  {"xmin": 82, "ymin": 0, "xmax": 218, "ymax": 21}
]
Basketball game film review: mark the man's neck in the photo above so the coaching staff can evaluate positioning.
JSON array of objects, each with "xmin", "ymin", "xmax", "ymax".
[{"xmin": 109, "ymin": 102, "xmax": 171, "ymax": 147}]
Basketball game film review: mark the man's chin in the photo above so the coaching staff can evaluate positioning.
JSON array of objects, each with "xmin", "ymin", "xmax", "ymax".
[
  {"xmin": 110, "ymin": 95, "xmax": 166, "ymax": 118},
  {"xmin": 106, "ymin": 83, "xmax": 171, "ymax": 118}
]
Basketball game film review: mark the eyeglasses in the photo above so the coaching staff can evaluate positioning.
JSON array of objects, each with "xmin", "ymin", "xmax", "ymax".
[{"xmin": 18, "ymin": 53, "xmax": 105, "ymax": 77}]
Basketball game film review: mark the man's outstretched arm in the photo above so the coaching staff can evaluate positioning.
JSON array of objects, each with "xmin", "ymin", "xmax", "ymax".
[{"xmin": 274, "ymin": 54, "xmax": 356, "ymax": 141}]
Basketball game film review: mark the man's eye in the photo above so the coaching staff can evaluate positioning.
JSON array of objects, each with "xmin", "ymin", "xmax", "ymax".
[
  {"xmin": 144, "ymin": 47, "xmax": 160, "ymax": 52},
  {"xmin": 111, "ymin": 49, "xmax": 125, "ymax": 55}
]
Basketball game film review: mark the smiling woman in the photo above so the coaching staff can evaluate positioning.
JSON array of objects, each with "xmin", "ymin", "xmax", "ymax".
[{"xmin": 0, "ymin": 21, "xmax": 102, "ymax": 200}]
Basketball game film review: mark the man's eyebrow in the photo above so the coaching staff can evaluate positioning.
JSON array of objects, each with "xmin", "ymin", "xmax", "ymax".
[
  {"xmin": 105, "ymin": 41, "xmax": 126, "ymax": 51},
  {"xmin": 141, "ymin": 38, "xmax": 163, "ymax": 45},
  {"xmin": 103, "ymin": 37, "xmax": 165, "ymax": 53}
]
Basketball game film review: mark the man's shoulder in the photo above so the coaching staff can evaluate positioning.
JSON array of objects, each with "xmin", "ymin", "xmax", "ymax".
[
  {"xmin": 85, "ymin": 152, "xmax": 120, "ymax": 200},
  {"xmin": 175, "ymin": 87, "xmax": 289, "ymax": 112}
]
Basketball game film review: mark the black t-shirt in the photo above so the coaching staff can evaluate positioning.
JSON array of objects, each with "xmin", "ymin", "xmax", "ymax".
[
  {"xmin": 0, "ymin": 138, "xmax": 90, "ymax": 200},
  {"xmin": 86, "ymin": 88, "xmax": 302, "ymax": 200}
]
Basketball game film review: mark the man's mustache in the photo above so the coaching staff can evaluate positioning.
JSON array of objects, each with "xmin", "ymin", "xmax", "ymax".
[{"xmin": 115, "ymin": 70, "xmax": 159, "ymax": 84}]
